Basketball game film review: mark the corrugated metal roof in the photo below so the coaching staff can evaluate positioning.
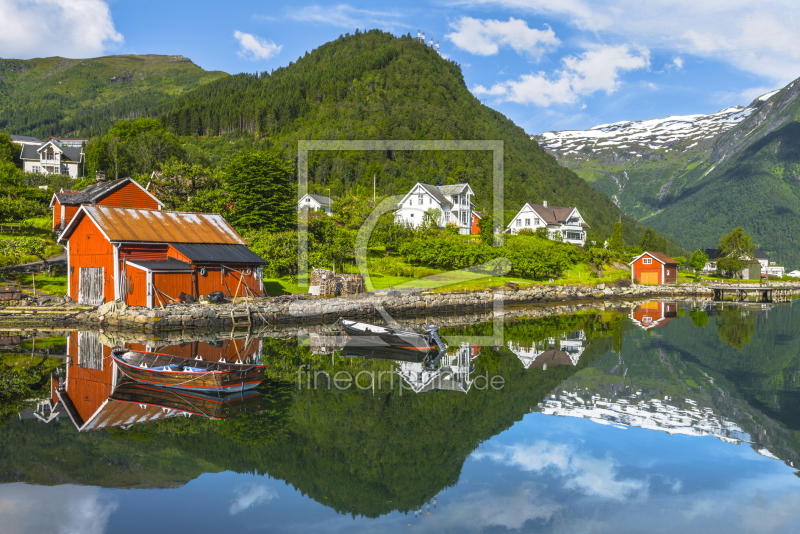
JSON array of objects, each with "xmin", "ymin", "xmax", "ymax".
[
  {"xmin": 126, "ymin": 259, "xmax": 194, "ymax": 271},
  {"xmin": 80, "ymin": 206, "xmax": 245, "ymax": 244},
  {"xmin": 170, "ymin": 243, "xmax": 266, "ymax": 264}
]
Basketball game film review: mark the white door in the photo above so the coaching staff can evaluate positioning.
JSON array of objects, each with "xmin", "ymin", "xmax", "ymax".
[{"xmin": 79, "ymin": 268, "xmax": 104, "ymax": 305}]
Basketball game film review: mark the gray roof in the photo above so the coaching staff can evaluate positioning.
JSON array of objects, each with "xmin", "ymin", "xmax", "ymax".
[
  {"xmin": 754, "ymin": 248, "xmax": 769, "ymax": 260},
  {"xmin": 20, "ymin": 142, "xmax": 83, "ymax": 162},
  {"xmin": 418, "ymin": 184, "xmax": 450, "ymax": 206},
  {"xmin": 705, "ymin": 247, "xmax": 768, "ymax": 261},
  {"xmin": 528, "ymin": 203, "xmax": 580, "ymax": 226},
  {"xmin": 54, "ymin": 178, "xmax": 135, "ymax": 205},
  {"xmin": 127, "ymin": 259, "xmax": 194, "ymax": 271},
  {"xmin": 10, "ymin": 135, "xmax": 42, "ymax": 143},
  {"xmin": 307, "ymin": 194, "xmax": 331, "ymax": 206},
  {"xmin": 436, "ymin": 184, "xmax": 469, "ymax": 196},
  {"xmin": 170, "ymin": 243, "xmax": 265, "ymax": 265}
]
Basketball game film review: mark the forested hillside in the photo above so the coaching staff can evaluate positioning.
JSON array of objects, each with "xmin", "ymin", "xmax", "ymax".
[
  {"xmin": 152, "ymin": 30, "xmax": 676, "ymax": 247},
  {"xmin": 0, "ymin": 54, "xmax": 227, "ymax": 139}
]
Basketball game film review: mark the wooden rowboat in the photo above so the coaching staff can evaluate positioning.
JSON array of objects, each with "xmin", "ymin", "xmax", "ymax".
[{"xmin": 111, "ymin": 349, "xmax": 265, "ymax": 393}]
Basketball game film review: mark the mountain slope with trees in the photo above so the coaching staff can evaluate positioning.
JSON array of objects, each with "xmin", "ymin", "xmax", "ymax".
[
  {"xmin": 152, "ymin": 29, "xmax": 678, "ymax": 249},
  {"xmin": 0, "ymin": 54, "xmax": 227, "ymax": 139}
]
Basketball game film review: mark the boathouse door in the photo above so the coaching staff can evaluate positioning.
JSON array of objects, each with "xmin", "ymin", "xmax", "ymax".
[
  {"xmin": 640, "ymin": 272, "xmax": 658, "ymax": 285},
  {"xmin": 79, "ymin": 267, "xmax": 104, "ymax": 305}
]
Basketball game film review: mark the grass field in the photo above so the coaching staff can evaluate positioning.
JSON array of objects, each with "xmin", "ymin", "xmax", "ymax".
[{"xmin": 11, "ymin": 273, "xmax": 67, "ymax": 295}]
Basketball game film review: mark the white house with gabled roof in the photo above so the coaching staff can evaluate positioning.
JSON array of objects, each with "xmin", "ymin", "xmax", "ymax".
[
  {"xmin": 506, "ymin": 201, "xmax": 588, "ymax": 246},
  {"xmin": 19, "ymin": 139, "xmax": 84, "ymax": 177},
  {"xmin": 297, "ymin": 193, "xmax": 332, "ymax": 215},
  {"xmin": 396, "ymin": 182, "xmax": 475, "ymax": 234}
]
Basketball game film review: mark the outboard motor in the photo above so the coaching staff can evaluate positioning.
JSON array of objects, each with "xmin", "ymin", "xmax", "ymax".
[{"xmin": 424, "ymin": 325, "xmax": 448, "ymax": 353}]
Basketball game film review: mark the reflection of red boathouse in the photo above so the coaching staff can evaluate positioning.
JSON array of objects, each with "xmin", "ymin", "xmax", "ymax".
[
  {"xmin": 46, "ymin": 332, "xmax": 263, "ymax": 431},
  {"xmin": 630, "ymin": 301, "xmax": 678, "ymax": 330}
]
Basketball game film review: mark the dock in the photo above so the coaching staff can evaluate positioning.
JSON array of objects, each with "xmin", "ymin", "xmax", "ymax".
[{"xmin": 711, "ymin": 285, "xmax": 795, "ymax": 303}]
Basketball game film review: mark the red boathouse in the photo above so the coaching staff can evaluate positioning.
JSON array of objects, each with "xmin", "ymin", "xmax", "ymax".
[
  {"xmin": 59, "ymin": 206, "xmax": 265, "ymax": 307},
  {"xmin": 50, "ymin": 177, "xmax": 163, "ymax": 231}
]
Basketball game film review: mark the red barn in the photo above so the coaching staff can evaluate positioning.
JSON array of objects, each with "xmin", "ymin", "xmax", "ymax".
[
  {"xmin": 50, "ymin": 178, "xmax": 162, "ymax": 232},
  {"xmin": 630, "ymin": 301, "xmax": 678, "ymax": 329},
  {"xmin": 59, "ymin": 206, "xmax": 265, "ymax": 307},
  {"xmin": 629, "ymin": 252, "xmax": 678, "ymax": 284}
]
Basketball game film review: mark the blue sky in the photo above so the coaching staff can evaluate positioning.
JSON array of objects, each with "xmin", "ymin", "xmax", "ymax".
[{"xmin": 2, "ymin": 1, "xmax": 800, "ymax": 134}]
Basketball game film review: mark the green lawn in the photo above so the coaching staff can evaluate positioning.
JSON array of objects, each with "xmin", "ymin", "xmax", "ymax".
[{"xmin": 12, "ymin": 273, "xmax": 67, "ymax": 295}]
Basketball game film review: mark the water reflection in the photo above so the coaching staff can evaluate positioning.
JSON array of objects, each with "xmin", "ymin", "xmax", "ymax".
[{"xmin": 0, "ymin": 300, "xmax": 799, "ymax": 531}]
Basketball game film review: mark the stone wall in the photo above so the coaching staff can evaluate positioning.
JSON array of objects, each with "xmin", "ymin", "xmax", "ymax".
[{"xmin": 6, "ymin": 281, "xmax": 798, "ymax": 332}]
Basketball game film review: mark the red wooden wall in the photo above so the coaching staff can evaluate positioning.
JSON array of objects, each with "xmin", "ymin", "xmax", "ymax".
[
  {"xmin": 96, "ymin": 181, "xmax": 159, "ymax": 210},
  {"xmin": 125, "ymin": 266, "xmax": 148, "ymax": 307},
  {"xmin": 153, "ymin": 272, "xmax": 194, "ymax": 303},
  {"xmin": 52, "ymin": 199, "xmax": 61, "ymax": 230}
]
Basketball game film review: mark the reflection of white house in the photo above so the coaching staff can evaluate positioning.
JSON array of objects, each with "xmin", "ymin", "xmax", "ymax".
[
  {"xmin": 505, "ymin": 201, "xmax": 588, "ymax": 246},
  {"xmin": 507, "ymin": 331, "xmax": 585, "ymax": 369},
  {"xmin": 397, "ymin": 342, "xmax": 478, "ymax": 393},
  {"xmin": 20, "ymin": 139, "xmax": 84, "ymax": 177},
  {"xmin": 396, "ymin": 183, "xmax": 475, "ymax": 234},
  {"xmin": 297, "ymin": 194, "xmax": 332, "ymax": 215}
]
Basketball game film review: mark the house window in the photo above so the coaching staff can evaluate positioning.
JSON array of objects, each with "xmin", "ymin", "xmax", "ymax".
[
  {"xmin": 643, "ymin": 258, "xmax": 652, "ymax": 265},
  {"xmin": 525, "ymin": 218, "xmax": 530, "ymax": 226},
  {"xmin": 667, "ymin": 270, "xmax": 670, "ymax": 275},
  {"xmin": 516, "ymin": 219, "xmax": 521, "ymax": 227},
  {"xmin": 461, "ymin": 211, "xmax": 467, "ymax": 224},
  {"xmin": 534, "ymin": 218, "xmax": 540, "ymax": 225},
  {"xmin": 566, "ymin": 231, "xmax": 582, "ymax": 241},
  {"xmin": 429, "ymin": 197, "xmax": 432, "ymax": 204},
  {"xmin": 61, "ymin": 167, "xmax": 69, "ymax": 175},
  {"xmin": 418, "ymin": 195, "xmax": 423, "ymax": 205},
  {"xmin": 410, "ymin": 214, "xmax": 414, "ymax": 218},
  {"xmin": 408, "ymin": 200, "xmax": 412, "ymax": 206}
]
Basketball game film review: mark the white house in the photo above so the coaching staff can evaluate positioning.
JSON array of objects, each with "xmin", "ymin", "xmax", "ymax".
[
  {"xmin": 396, "ymin": 182, "xmax": 475, "ymax": 234},
  {"xmin": 506, "ymin": 201, "xmax": 589, "ymax": 246},
  {"xmin": 19, "ymin": 139, "xmax": 84, "ymax": 177},
  {"xmin": 297, "ymin": 194, "xmax": 332, "ymax": 216}
]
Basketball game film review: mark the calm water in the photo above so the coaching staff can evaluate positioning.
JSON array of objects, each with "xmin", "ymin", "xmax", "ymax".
[{"xmin": 2, "ymin": 301, "xmax": 800, "ymax": 533}]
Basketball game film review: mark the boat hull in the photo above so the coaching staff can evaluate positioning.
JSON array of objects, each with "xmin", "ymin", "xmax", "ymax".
[{"xmin": 111, "ymin": 351, "xmax": 265, "ymax": 393}]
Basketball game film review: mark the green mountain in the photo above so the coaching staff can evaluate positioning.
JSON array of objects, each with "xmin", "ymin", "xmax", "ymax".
[
  {"xmin": 152, "ymin": 29, "xmax": 679, "ymax": 249},
  {"xmin": 534, "ymin": 79, "xmax": 800, "ymax": 266},
  {"xmin": 0, "ymin": 54, "xmax": 227, "ymax": 139}
]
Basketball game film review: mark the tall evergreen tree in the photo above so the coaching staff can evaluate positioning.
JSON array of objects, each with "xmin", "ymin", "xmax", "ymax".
[
  {"xmin": 225, "ymin": 151, "xmax": 296, "ymax": 232},
  {"xmin": 607, "ymin": 221, "xmax": 624, "ymax": 252}
]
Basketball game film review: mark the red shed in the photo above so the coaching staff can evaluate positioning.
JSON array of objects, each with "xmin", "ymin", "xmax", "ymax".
[
  {"xmin": 59, "ymin": 206, "xmax": 265, "ymax": 307},
  {"xmin": 50, "ymin": 178, "xmax": 163, "ymax": 231},
  {"xmin": 629, "ymin": 252, "xmax": 678, "ymax": 284}
]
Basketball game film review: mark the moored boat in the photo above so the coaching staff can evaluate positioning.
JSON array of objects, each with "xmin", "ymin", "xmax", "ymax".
[
  {"xmin": 340, "ymin": 319, "xmax": 447, "ymax": 353},
  {"xmin": 110, "ymin": 349, "xmax": 265, "ymax": 393}
]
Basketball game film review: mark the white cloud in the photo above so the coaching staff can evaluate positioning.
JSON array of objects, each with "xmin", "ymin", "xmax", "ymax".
[
  {"xmin": 287, "ymin": 4, "xmax": 406, "ymax": 30},
  {"xmin": 673, "ymin": 57, "xmax": 684, "ymax": 70},
  {"xmin": 233, "ymin": 31, "xmax": 282, "ymax": 61},
  {"xmin": 448, "ymin": 0, "xmax": 800, "ymax": 84},
  {"xmin": 229, "ymin": 484, "xmax": 277, "ymax": 515},
  {"xmin": 0, "ymin": 484, "xmax": 118, "ymax": 534},
  {"xmin": 473, "ymin": 44, "xmax": 649, "ymax": 106},
  {"xmin": 473, "ymin": 441, "xmax": 648, "ymax": 501},
  {"xmin": 0, "ymin": 0, "xmax": 122, "ymax": 58},
  {"xmin": 446, "ymin": 17, "xmax": 559, "ymax": 59}
]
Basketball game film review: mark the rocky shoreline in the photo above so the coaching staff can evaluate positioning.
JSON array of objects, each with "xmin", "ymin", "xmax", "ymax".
[{"xmin": 2, "ymin": 281, "xmax": 779, "ymax": 331}]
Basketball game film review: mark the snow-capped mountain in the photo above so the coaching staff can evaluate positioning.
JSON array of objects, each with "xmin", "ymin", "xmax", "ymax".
[{"xmin": 534, "ymin": 102, "xmax": 767, "ymax": 158}]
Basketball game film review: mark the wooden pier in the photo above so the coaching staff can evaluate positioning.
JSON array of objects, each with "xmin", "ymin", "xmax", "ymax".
[{"xmin": 711, "ymin": 285, "xmax": 795, "ymax": 303}]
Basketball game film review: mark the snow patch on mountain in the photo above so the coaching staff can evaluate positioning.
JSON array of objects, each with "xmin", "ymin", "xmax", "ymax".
[{"xmin": 533, "ymin": 105, "xmax": 758, "ymax": 156}]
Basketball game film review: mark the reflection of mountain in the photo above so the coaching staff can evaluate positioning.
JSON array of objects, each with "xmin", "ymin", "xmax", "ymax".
[
  {"xmin": 538, "ymin": 303, "xmax": 800, "ymax": 472},
  {"xmin": 540, "ymin": 389, "xmax": 749, "ymax": 444}
]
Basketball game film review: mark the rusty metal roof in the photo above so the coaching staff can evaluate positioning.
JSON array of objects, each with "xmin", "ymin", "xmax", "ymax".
[{"xmin": 63, "ymin": 206, "xmax": 245, "ymax": 244}]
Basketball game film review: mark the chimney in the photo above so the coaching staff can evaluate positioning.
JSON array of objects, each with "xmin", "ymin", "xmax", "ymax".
[
  {"xmin": 96, "ymin": 170, "xmax": 106, "ymax": 182},
  {"xmin": 543, "ymin": 200, "xmax": 547, "ymax": 207}
]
